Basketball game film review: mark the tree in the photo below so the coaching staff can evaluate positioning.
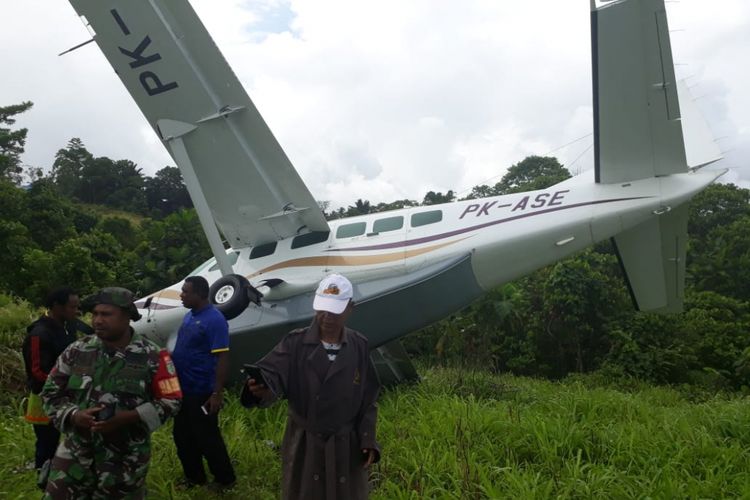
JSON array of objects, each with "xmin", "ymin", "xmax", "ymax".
[
  {"xmin": 454, "ymin": 283, "xmax": 527, "ymax": 370},
  {"xmin": 461, "ymin": 184, "xmax": 500, "ymax": 201},
  {"xmin": 494, "ymin": 156, "xmax": 570, "ymax": 194},
  {"xmin": 51, "ymin": 138, "xmax": 93, "ymax": 198},
  {"xmin": 373, "ymin": 199, "xmax": 418, "ymax": 212},
  {"xmin": 144, "ymin": 166, "xmax": 192, "ymax": 217},
  {"xmin": 602, "ymin": 314, "xmax": 688, "ymax": 383},
  {"xmin": 422, "ymin": 190, "xmax": 455, "ymax": 206},
  {"xmin": 0, "ymin": 219, "xmax": 37, "ymax": 295},
  {"xmin": 74, "ymin": 157, "xmax": 146, "ymax": 211},
  {"xmin": 20, "ymin": 231, "xmax": 126, "ymax": 302},
  {"xmin": 135, "ymin": 209, "xmax": 211, "ymax": 293},
  {"xmin": 688, "ymin": 183, "xmax": 750, "ymax": 240},
  {"xmin": 691, "ymin": 215, "xmax": 750, "ymax": 301},
  {"xmin": 679, "ymin": 291, "xmax": 750, "ymax": 387},
  {"xmin": 97, "ymin": 216, "xmax": 138, "ymax": 250},
  {"xmin": 345, "ymin": 199, "xmax": 372, "ymax": 217},
  {"xmin": 537, "ymin": 251, "xmax": 631, "ymax": 376},
  {"xmin": 22, "ymin": 179, "xmax": 77, "ymax": 251},
  {"xmin": 0, "ymin": 101, "xmax": 33, "ymax": 183},
  {"xmin": 105, "ymin": 160, "xmax": 147, "ymax": 212}
]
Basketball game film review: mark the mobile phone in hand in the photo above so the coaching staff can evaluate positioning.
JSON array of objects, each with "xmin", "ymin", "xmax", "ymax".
[
  {"xmin": 242, "ymin": 364, "xmax": 267, "ymax": 387},
  {"xmin": 95, "ymin": 403, "xmax": 116, "ymax": 422}
]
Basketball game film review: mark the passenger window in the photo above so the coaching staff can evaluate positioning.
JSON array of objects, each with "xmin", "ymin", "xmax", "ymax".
[
  {"xmin": 250, "ymin": 242, "xmax": 277, "ymax": 259},
  {"xmin": 373, "ymin": 216, "xmax": 404, "ymax": 234},
  {"xmin": 291, "ymin": 231, "xmax": 330, "ymax": 249},
  {"xmin": 336, "ymin": 222, "xmax": 367, "ymax": 239},
  {"xmin": 411, "ymin": 210, "xmax": 443, "ymax": 227},
  {"xmin": 209, "ymin": 251, "xmax": 240, "ymax": 271}
]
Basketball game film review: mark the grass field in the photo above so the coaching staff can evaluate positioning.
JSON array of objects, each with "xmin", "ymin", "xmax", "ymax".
[{"xmin": 2, "ymin": 366, "xmax": 750, "ymax": 499}]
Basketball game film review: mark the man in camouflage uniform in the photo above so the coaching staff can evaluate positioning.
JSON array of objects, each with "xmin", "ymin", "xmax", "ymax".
[{"xmin": 41, "ymin": 287, "xmax": 182, "ymax": 499}]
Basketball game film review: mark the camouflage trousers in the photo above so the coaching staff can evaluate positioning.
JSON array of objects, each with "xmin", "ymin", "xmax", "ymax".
[{"xmin": 43, "ymin": 431, "xmax": 150, "ymax": 500}]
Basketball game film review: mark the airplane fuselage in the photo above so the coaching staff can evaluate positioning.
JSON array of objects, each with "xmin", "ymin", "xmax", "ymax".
[{"xmin": 134, "ymin": 169, "xmax": 719, "ymax": 369}]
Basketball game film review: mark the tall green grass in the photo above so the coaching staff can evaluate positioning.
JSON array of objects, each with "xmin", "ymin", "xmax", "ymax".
[
  {"xmin": 2, "ymin": 366, "xmax": 750, "ymax": 498},
  {"xmin": 3, "ymin": 296, "xmax": 749, "ymax": 498}
]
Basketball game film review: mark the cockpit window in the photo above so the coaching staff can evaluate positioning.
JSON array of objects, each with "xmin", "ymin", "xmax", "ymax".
[
  {"xmin": 411, "ymin": 210, "xmax": 442, "ymax": 227},
  {"xmin": 291, "ymin": 231, "xmax": 330, "ymax": 249},
  {"xmin": 250, "ymin": 242, "xmax": 277, "ymax": 259},
  {"xmin": 336, "ymin": 222, "xmax": 367, "ymax": 239}
]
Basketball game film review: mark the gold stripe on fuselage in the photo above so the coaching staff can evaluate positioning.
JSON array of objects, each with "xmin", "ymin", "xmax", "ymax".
[
  {"xmin": 145, "ymin": 239, "xmax": 466, "ymax": 304},
  {"xmin": 248, "ymin": 239, "xmax": 465, "ymax": 278}
]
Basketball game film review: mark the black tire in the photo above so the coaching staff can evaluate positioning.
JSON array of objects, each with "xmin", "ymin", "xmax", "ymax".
[{"xmin": 209, "ymin": 274, "xmax": 251, "ymax": 320}]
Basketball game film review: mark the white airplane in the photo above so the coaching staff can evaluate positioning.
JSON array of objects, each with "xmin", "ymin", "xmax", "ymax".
[{"xmin": 65, "ymin": 0, "xmax": 724, "ymax": 381}]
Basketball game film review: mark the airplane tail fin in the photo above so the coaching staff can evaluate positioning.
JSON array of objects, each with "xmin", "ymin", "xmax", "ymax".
[
  {"xmin": 591, "ymin": 0, "xmax": 687, "ymax": 184},
  {"xmin": 612, "ymin": 204, "xmax": 687, "ymax": 313},
  {"xmin": 592, "ymin": 0, "xmax": 726, "ymax": 313}
]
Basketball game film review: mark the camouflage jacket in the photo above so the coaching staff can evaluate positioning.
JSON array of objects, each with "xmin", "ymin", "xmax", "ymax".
[{"xmin": 41, "ymin": 331, "xmax": 181, "ymax": 438}]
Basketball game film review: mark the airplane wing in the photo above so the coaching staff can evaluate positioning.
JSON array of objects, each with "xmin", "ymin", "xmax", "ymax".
[
  {"xmin": 66, "ymin": 0, "xmax": 329, "ymax": 248},
  {"xmin": 591, "ymin": 0, "xmax": 687, "ymax": 184}
]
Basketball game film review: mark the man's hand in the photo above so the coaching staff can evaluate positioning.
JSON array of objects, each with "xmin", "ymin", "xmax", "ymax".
[
  {"xmin": 205, "ymin": 391, "xmax": 223, "ymax": 415},
  {"xmin": 246, "ymin": 378, "xmax": 271, "ymax": 400},
  {"xmin": 71, "ymin": 407, "xmax": 102, "ymax": 430},
  {"xmin": 362, "ymin": 448, "xmax": 377, "ymax": 468},
  {"xmin": 91, "ymin": 410, "xmax": 140, "ymax": 434}
]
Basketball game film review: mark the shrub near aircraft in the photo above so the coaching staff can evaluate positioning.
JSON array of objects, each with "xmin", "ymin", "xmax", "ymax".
[{"xmin": 64, "ymin": 0, "xmax": 724, "ymax": 382}]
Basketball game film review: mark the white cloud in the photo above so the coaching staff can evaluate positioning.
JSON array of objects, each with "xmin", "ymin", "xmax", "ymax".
[{"xmin": 1, "ymin": 0, "xmax": 747, "ymax": 210}]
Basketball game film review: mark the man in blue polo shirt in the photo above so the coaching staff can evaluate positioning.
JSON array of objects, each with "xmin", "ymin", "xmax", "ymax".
[{"xmin": 171, "ymin": 276, "xmax": 236, "ymax": 489}]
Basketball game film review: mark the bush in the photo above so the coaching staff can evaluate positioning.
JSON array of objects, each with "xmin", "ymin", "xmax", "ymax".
[{"xmin": 0, "ymin": 295, "xmax": 39, "ymax": 401}]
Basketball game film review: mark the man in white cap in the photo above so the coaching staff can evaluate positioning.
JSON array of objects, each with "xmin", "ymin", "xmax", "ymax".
[{"xmin": 241, "ymin": 273, "xmax": 381, "ymax": 499}]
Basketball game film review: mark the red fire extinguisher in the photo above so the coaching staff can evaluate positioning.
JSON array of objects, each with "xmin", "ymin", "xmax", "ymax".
[{"xmin": 152, "ymin": 350, "xmax": 183, "ymax": 399}]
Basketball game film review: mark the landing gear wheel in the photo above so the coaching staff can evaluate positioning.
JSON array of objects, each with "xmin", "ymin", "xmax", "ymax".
[{"xmin": 209, "ymin": 274, "xmax": 251, "ymax": 320}]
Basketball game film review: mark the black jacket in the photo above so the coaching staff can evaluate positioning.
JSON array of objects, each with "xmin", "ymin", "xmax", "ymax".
[{"xmin": 22, "ymin": 316, "xmax": 77, "ymax": 394}]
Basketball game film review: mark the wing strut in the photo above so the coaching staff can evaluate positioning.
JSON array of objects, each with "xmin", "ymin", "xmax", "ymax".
[{"xmin": 158, "ymin": 118, "xmax": 233, "ymax": 276}]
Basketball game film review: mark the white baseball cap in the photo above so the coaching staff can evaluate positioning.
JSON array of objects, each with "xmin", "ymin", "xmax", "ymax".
[{"xmin": 313, "ymin": 273, "xmax": 353, "ymax": 314}]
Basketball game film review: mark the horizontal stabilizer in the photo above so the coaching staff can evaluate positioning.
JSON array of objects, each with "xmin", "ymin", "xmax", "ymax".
[{"xmin": 612, "ymin": 203, "xmax": 687, "ymax": 312}]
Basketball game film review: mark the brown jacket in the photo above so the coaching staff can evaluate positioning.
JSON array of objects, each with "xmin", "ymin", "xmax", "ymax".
[{"xmin": 241, "ymin": 321, "xmax": 381, "ymax": 500}]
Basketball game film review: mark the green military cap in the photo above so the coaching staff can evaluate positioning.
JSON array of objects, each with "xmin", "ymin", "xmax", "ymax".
[{"xmin": 82, "ymin": 287, "xmax": 142, "ymax": 321}]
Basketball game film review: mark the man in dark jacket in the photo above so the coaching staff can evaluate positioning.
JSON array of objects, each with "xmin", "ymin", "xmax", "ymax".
[
  {"xmin": 22, "ymin": 287, "xmax": 80, "ymax": 470},
  {"xmin": 242, "ymin": 273, "xmax": 381, "ymax": 500}
]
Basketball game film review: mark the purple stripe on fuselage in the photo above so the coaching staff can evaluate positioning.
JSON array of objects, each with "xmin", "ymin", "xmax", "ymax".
[{"xmin": 327, "ymin": 196, "xmax": 652, "ymax": 252}]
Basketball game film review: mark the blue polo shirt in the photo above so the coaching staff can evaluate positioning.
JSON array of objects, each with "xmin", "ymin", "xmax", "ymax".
[{"xmin": 171, "ymin": 304, "xmax": 229, "ymax": 395}]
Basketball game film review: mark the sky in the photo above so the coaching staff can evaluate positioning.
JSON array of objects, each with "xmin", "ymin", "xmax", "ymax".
[{"xmin": 1, "ymin": 0, "xmax": 748, "ymax": 209}]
